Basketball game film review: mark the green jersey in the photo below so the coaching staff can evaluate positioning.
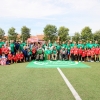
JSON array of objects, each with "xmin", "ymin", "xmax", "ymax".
[
  {"xmin": 77, "ymin": 44, "xmax": 83, "ymax": 48},
  {"xmin": 48, "ymin": 43, "xmax": 52, "ymax": 47},
  {"xmin": 45, "ymin": 49, "xmax": 52, "ymax": 55},
  {"xmin": 0, "ymin": 42, "xmax": 4, "ymax": 48},
  {"xmin": 52, "ymin": 50, "xmax": 57, "ymax": 54},
  {"xmin": 37, "ymin": 49, "xmax": 43, "ymax": 54},
  {"xmin": 67, "ymin": 46, "xmax": 71, "ymax": 51},
  {"xmin": 56, "ymin": 45, "xmax": 61, "ymax": 50},
  {"xmin": 10, "ymin": 43, "xmax": 15, "ymax": 52},
  {"xmin": 88, "ymin": 43, "xmax": 93, "ymax": 49},
  {"xmin": 22, "ymin": 42, "xmax": 26, "ymax": 46},
  {"xmin": 62, "ymin": 44, "xmax": 66, "ymax": 48},
  {"xmin": 20, "ymin": 43, "xmax": 24, "ymax": 51},
  {"xmin": 70, "ymin": 43, "xmax": 77, "ymax": 48},
  {"xmin": 93, "ymin": 43, "xmax": 99, "ymax": 47}
]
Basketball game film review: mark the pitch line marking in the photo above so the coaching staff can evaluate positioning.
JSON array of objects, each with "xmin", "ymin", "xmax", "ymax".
[{"xmin": 57, "ymin": 68, "xmax": 82, "ymax": 100}]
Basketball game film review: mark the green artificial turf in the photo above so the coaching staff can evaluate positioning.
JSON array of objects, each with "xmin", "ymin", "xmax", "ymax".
[
  {"xmin": 0, "ymin": 62, "xmax": 100, "ymax": 100},
  {"xmin": 0, "ymin": 63, "xmax": 74, "ymax": 100},
  {"xmin": 61, "ymin": 62, "xmax": 100, "ymax": 100}
]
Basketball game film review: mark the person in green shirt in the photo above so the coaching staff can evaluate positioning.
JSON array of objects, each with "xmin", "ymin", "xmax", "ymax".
[
  {"xmin": 19, "ymin": 41, "xmax": 24, "ymax": 51},
  {"xmin": 48, "ymin": 40, "xmax": 52, "ymax": 47},
  {"xmin": 61, "ymin": 41, "xmax": 66, "ymax": 48},
  {"xmin": 10, "ymin": 40, "xmax": 15, "ymax": 55},
  {"xmin": 0, "ymin": 39, "xmax": 4, "ymax": 48},
  {"xmin": 70, "ymin": 41, "xmax": 77, "ymax": 48},
  {"xmin": 88, "ymin": 41, "xmax": 94, "ymax": 49},
  {"xmin": 77, "ymin": 41, "xmax": 83, "ymax": 48},
  {"xmin": 36, "ymin": 46, "xmax": 44, "ymax": 61},
  {"xmin": 94, "ymin": 40, "xmax": 99, "ymax": 47},
  {"xmin": 86, "ymin": 40, "xmax": 90, "ymax": 49},
  {"xmin": 66, "ymin": 43, "xmax": 71, "ymax": 60},
  {"xmin": 45, "ymin": 47, "xmax": 52, "ymax": 60},
  {"xmin": 53, "ymin": 41, "xmax": 57, "ymax": 47},
  {"xmin": 42, "ymin": 41, "xmax": 47, "ymax": 50},
  {"xmin": 56, "ymin": 42, "xmax": 61, "ymax": 60},
  {"xmin": 51, "ymin": 46, "xmax": 57, "ymax": 60}
]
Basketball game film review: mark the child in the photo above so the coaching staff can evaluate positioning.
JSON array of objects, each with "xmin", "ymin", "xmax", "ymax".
[
  {"xmin": 95, "ymin": 46, "xmax": 99, "ymax": 62},
  {"xmin": 70, "ymin": 47, "xmax": 74, "ymax": 61},
  {"xmin": 90, "ymin": 49, "xmax": 95, "ymax": 62},
  {"xmin": 78, "ymin": 47, "xmax": 83, "ymax": 61},
  {"xmin": 82, "ymin": 49, "xmax": 86, "ymax": 62},
  {"xmin": 87, "ymin": 48, "xmax": 91, "ymax": 62},
  {"xmin": 0, "ymin": 48, "xmax": 2, "ymax": 56},
  {"xmin": 8, "ymin": 51, "xmax": 13, "ymax": 64},
  {"xmin": 19, "ymin": 51, "xmax": 24, "ymax": 62},
  {"xmin": 0, "ymin": 53, "xmax": 7, "ymax": 65},
  {"xmin": 16, "ymin": 51, "xmax": 21, "ymax": 62},
  {"xmin": 99, "ymin": 47, "xmax": 100, "ymax": 62},
  {"xmin": 12, "ymin": 54, "xmax": 18, "ymax": 63},
  {"xmin": 73, "ymin": 46, "xmax": 78, "ymax": 61}
]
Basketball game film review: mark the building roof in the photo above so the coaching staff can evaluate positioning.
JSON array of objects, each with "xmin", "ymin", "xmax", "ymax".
[
  {"xmin": 3, "ymin": 34, "xmax": 44, "ymax": 41},
  {"xmin": 37, "ymin": 35, "xmax": 44, "ymax": 40}
]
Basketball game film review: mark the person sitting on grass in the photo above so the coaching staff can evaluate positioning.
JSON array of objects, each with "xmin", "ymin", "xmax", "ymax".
[
  {"xmin": 0, "ymin": 53, "xmax": 7, "ymax": 65},
  {"xmin": 51, "ymin": 46, "xmax": 57, "ymax": 61},
  {"xmin": 7, "ymin": 51, "xmax": 13, "ymax": 64},
  {"xmin": 12, "ymin": 54, "xmax": 18, "ymax": 63},
  {"xmin": 20, "ymin": 51, "xmax": 24, "ymax": 62}
]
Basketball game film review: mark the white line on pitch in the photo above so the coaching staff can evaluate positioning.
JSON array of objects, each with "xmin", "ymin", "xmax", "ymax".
[{"xmin": 57, "ymin": 68, "xmax": 82, "ymax": 100}]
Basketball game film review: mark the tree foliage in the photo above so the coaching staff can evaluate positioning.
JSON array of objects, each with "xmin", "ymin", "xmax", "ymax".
[
  {"xmin": 72, "ymin": 32, "xmax": 81, "ymax": 43},
  {"xmin": 58, "ymin": 26, "xmax": 69, "ymax": 42},
  {"xmin": 0, "ymin": 28, "xmax": 5, "ymax": 39},
  {"xmin": 21, "ymin": 26, "xmax": 30, "ymax": 42},
  {"xmin": 81, "ymin": 26, "xmax": 93, "ymax": 41},
  {"xmin": 8, "ymin": 27, "xmax": 17, "ymax": 41},
  {"xmin": 43, "ymin": 24, "xmax": 57, "ymax": 42},
  {"xmin": 93, "ymin": 30, "xmax": 100, "ymax": 44}
]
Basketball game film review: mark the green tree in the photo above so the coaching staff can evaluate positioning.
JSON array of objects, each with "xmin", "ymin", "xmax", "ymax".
[
  {"xmin": 81, "ymin": 26, "xmax": 93, "ymax": 41},
  {"xmin": 43, "ymin": 24, "xmax": 57, "ymax": 42},
  {"xmin": 93, "ymin": 30, "xmax": 100, "ymax": 44},
  {"xmin": 21, "ymin": 26, "xmax": 31, "ymax": 42},
  {"xmin": 0, "ymin": 28, "xmax": 5, "ymax": 39},
  {"xmin": 58, "ymin": 26, "xmax": 69, "ymax": 42},
  {"xmin": 72, "ymin": 32, "xmax": 81, "ymax": 43},
  {"xmin": 8, "ymin": 27, "xmax": 17, "ymax": 41}
]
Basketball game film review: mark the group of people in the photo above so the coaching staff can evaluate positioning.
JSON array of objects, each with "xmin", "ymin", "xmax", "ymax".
[{"xmin": 0, "ymin": 39, "xmax": 100, "ymax": 65}]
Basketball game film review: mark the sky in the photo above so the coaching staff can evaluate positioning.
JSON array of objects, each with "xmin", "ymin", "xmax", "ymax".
[{"xmin": 0, "ymin": 0, "xmax": 100, "ymax": 36}]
